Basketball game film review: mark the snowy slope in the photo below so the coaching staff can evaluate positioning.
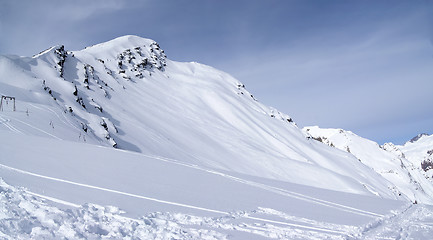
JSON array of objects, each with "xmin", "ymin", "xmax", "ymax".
[
  {"xmin": 304, "ymin": 126, "xmax": 433, "ymax": 204},
  {"xmin": 0, "ymin": 35, "xmax": 400, "ymax": 198},
  {"xmin": 2, "ymin": 130, "xmax": 433, "ymax": 239},
  {"xmin": 1, "ymin": 35, "xmax": 433, "ymax": 238}
]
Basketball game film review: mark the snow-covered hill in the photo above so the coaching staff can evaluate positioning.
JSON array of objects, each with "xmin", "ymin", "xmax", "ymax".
[
  {"xmin": 1, "ymin": 35, "xmax": 432, "ymax": 239},
  {"xmin": 304, "ymin": 126, "xmax": 433, "ymax": 204}
]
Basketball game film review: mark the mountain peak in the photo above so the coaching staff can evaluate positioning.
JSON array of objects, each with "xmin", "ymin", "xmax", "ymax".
[
  {"xmin": 33, "ymin": 45, "xmax": 65, "ymax": 58},
  {"xmin": 408, "ymin": 133, "xmax": 430, "ymax": 144},
  {"xmin": 81, "ymin": 35, "xmax": 160, "ymax": 55},
  {"xmin": 76, "ymin": 35, "xmax": 167, "ymax": 72}
]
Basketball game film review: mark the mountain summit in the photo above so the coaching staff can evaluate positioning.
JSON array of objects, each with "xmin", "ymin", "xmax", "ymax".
[{"xmin": 408, "ymin": 133, "xmax": 430, "ymax": 144}]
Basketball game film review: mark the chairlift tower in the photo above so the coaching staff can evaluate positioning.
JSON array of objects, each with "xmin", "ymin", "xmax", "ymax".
[{"xmin": 0, "ymin": 95, "xmax": 16, "ymax": 111}]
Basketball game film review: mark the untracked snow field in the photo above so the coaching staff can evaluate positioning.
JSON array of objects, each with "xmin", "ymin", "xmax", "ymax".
[{"xmin": 1, "ymin": 130, "xmax": 433, "ymax": 239}]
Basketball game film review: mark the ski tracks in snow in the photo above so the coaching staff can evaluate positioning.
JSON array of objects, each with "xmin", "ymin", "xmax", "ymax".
[
  {"xmin": 356, "ymin": 203, "xmax": 433, "ymax": 239},
  {"xmin": 0, "ymin": 162, "xmax": 354, "ymax": 237},
  {"xmin": 28, "ymin": 103, "xmax": 81, "ymax": 132},
  {"xmin": 0, "ymin": 179, "xmax": 227, "ymax": 240},
  {"xmin": 0, "ymin": 143, "xmax": 396, "ymax": 238},
  {"xmin": 0, "ymin": 112, "xmax": 62, "ymax": 140},
  {"xmin": 0, "ymin": 115, "xmax": 24, "ymax": 134},
  {"xmin": 139, "ymin": 153, "xmax": 384, "ymax": 218},
  {"xmin": 0, "ymin": 106, "xmax": 383, "ymax": 223},
  {"xmin": 6, "ymin": 115, "xmax": 62, "ymax": 140}
]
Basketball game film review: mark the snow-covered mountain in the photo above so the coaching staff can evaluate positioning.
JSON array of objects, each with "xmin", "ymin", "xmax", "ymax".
[
  {"xmin": 0, "ymin": 35, "xmax": 398, "ymax": 197},
  {"xmin": 1, "ymin": 35, "xmax": 432, "ymax": 239},
  {"xmin": 304, "ymin": 126, "xmax": 433, "ymax": 204}
]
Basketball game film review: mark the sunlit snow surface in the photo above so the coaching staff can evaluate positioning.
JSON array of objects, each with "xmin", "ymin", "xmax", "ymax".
[
  {"xmin": 1, "ymin": 131, "xmax": 433, "ymax": 239},
  {"xmin": 1, "ymin": 35, "xmax": 433, "ymax": 239}
]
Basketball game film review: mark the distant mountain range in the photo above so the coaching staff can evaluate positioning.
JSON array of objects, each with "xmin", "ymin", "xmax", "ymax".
[{"xmin": 304, "ymin": 126, "xmax": 433, "ymax": 204}]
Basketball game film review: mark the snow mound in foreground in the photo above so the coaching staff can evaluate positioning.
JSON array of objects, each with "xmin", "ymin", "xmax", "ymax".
[
  {"xmin": 0, "ymin": 178, "xmax": 226, "ymax": 239},
  {"xmin": 2, "ymin": 178, "xmax": 433, "ymax": 239}
]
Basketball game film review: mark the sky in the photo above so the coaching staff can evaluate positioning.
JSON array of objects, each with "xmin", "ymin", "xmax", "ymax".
[{"xmin": 0, "ymin": 0, "xmax": 432, "ymax": 144}]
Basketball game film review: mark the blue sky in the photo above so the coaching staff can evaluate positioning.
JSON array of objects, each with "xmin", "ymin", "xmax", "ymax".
[{"xmin": 1, "ymin": 0, "xmax": 432, "ymax": 144}]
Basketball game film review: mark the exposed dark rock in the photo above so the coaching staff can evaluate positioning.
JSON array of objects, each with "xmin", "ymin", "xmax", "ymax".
[{"xmin": 409, "ymin": 133, "xmax": 429, "ymax": 143}]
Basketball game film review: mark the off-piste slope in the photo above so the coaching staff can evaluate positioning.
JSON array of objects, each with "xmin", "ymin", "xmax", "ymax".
[
  {"xmin": 0, "ymin": 35, "xmax": 400, "ymax": 198},
  {"xmin": 304, "ymin": 126, "xmax": 433, "ymax": 204}
]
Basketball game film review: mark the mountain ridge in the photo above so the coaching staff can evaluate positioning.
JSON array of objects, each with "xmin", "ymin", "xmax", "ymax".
[{"xmin": 304, "ymin": 126, "xmax": 433, "ymax": 204}]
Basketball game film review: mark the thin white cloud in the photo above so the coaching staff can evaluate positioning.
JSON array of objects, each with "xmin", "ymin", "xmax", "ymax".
[{"xmin": 46, "ymin": 0, "xmax": 126, "ymax": 21}]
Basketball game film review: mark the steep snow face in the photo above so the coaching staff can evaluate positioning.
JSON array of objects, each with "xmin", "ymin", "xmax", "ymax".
[
  {"xmin": 399, "ymin": 134, "xmax": 433, "ymax": 181},
  {"xmin": 0, "ymin": 35, "xmax": 403, "ymax": 198},
  {"xmin": 303, "ymin": 126, "xmax": 433, "ymax": 204}
]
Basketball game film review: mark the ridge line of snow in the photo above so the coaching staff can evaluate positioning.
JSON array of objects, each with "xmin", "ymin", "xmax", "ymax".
[
  {"xmin": 32, "ymin": 45, "xmax": 58, "ymax": 58},
  {"xmin": 0, "ymin": 162, "xmax": 349, "ymax": 235}
]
